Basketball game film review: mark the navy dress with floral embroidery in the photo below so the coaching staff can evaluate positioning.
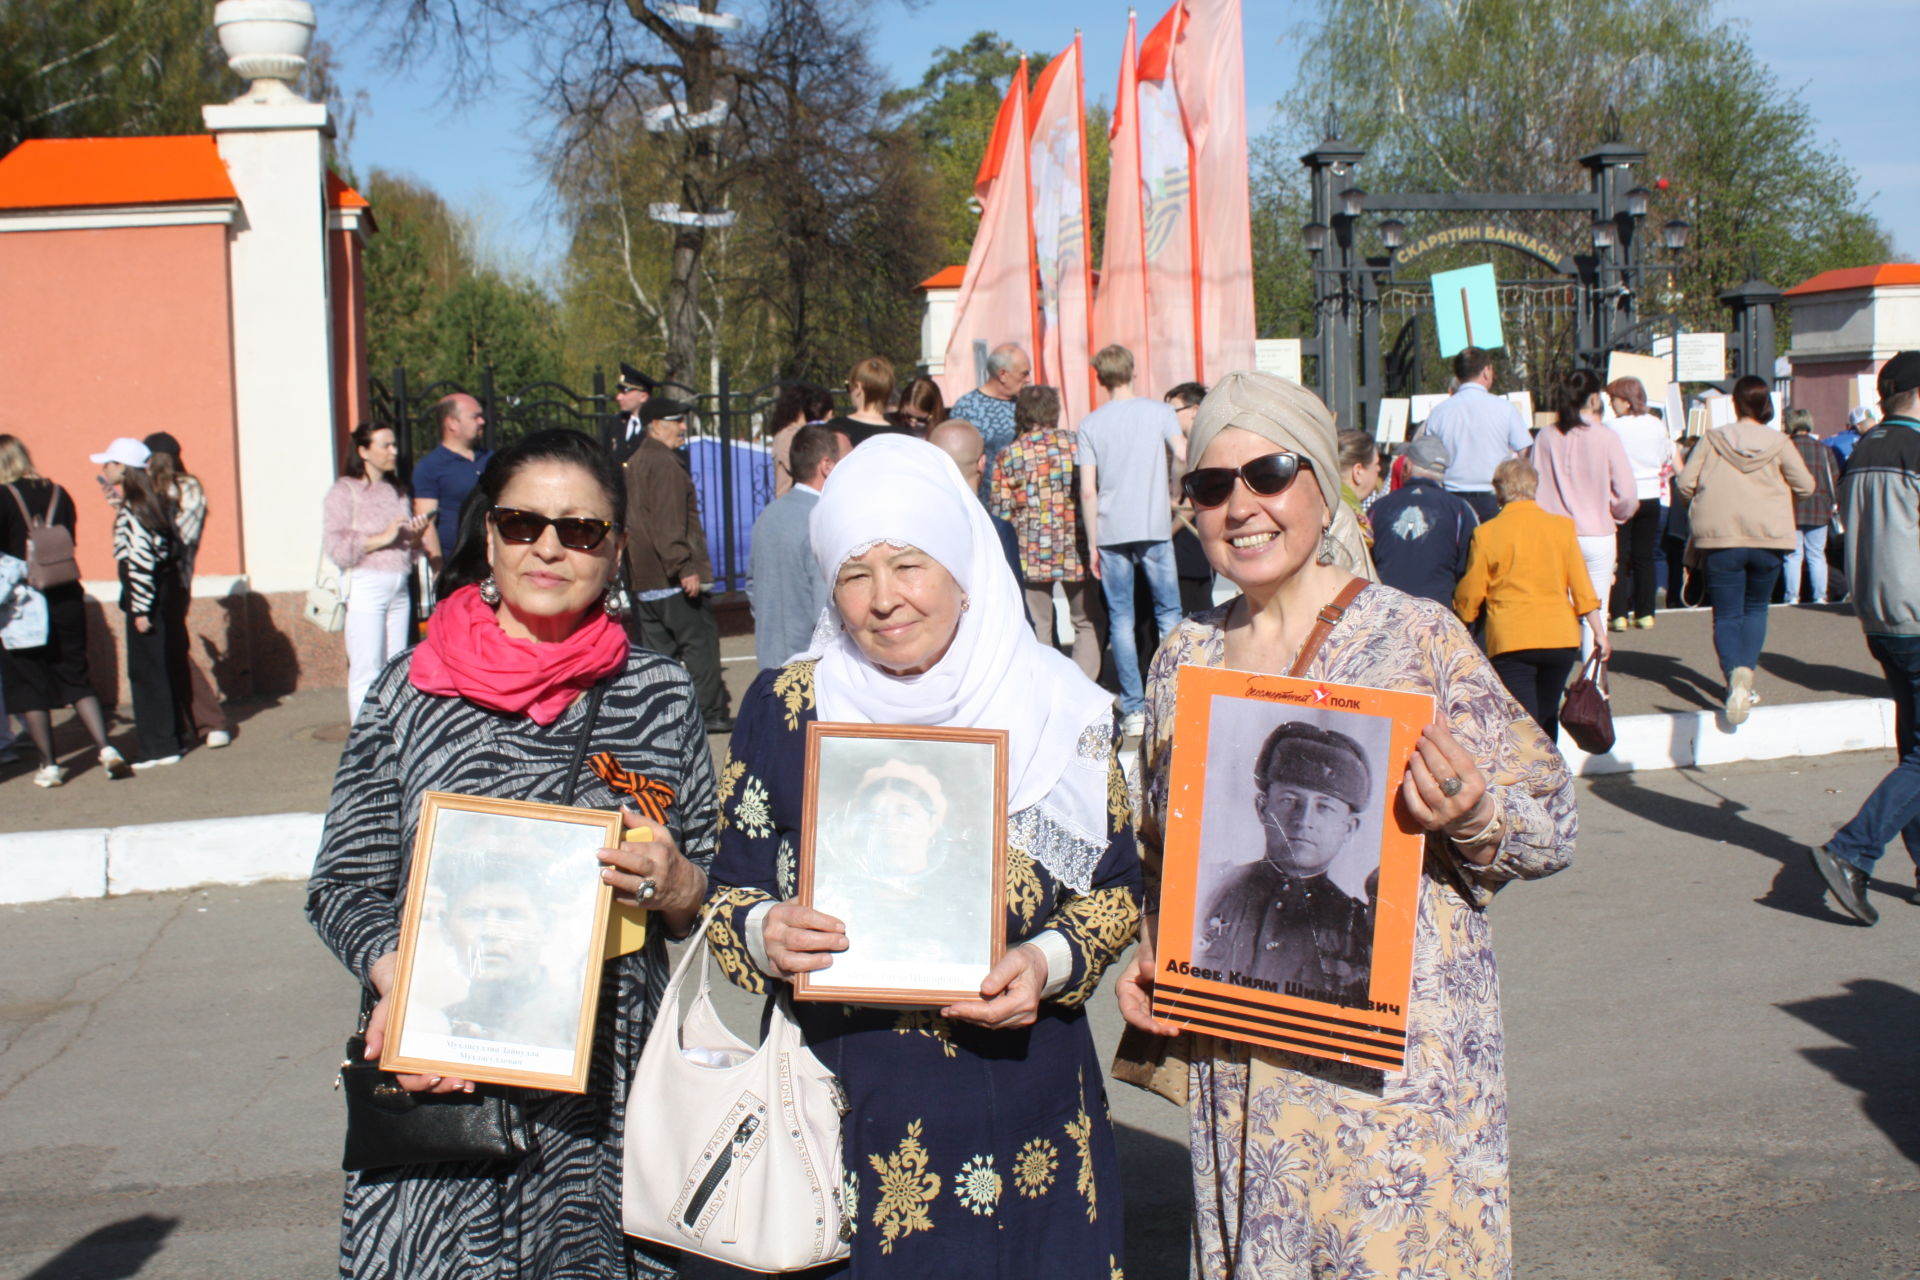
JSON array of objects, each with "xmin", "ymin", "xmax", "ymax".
[{"xmin": 705, "ymin": 661, "xmax": 1142, "ymax": 1279}]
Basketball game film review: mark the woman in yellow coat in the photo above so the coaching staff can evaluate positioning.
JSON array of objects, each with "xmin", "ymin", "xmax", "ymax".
[{"xmin": 1455, "ymin": 456, "xmax": 1611, "ymax": 743}]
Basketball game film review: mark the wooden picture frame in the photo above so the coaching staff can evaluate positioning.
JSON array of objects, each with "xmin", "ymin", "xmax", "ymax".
[
  {"xmin": 381, "ymin": 791, "xmax": 621, "ymax": 1093},
  {"xmin": 793, "ymin": 722, "xmax": 1009, "ymax": 1007},
  {"xmin": 1150, "ymin": 666, "xmax": 1435, "ymax": 1073}
]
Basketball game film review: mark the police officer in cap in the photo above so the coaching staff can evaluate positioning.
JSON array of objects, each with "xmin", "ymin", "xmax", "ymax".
[
  {"xmin": 609, "ymin": 362, "xmax": 657, "ymax": 463},
  {"xmin": 1195, "ymin": 719, "xmax": 1377, "ymax": 1003}
]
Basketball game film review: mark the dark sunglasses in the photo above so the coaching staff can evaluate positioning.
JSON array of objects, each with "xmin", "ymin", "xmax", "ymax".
[
  {"xmin": 489, "ymin": 507, "xmax": 619, "ymax": 551},
  {"xmin": 1181, "ymin": 452, "xmax": 1310, "ymax": 509}
]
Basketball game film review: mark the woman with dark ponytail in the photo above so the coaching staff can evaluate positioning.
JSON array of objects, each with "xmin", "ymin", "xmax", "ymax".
[{"xmin": 1529, "ymin": 368, "xmax": 1636, "ymax": 658}]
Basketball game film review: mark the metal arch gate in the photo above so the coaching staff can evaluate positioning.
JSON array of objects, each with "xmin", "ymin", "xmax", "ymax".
[{"xmin": 1376, "ymin": 277, "xmax": 1585, "ymax": 401}]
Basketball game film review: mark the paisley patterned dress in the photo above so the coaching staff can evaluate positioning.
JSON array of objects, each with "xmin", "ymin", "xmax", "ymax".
[
  {"xmin": 705, "ymin": 660, "xmax": 1142, "ymax": 1278},
  {"xmin": 307, "ymin": 649, "xmax": 717, "ymax": 1279},
  {"xmin": 1139, "ymin": 587, "xmax": 1575, "ymax": 1280}
]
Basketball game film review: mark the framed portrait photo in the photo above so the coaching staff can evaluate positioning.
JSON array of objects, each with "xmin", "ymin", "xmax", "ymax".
[
  {"xmin": 1151, "ymin": 666, "xmax": 1435, "ymax": 1072},
  {"xmin": 380, "ymin": 791, "xmax": 622, "ymax": 1093},
  {"xmin": 793, "ymin": 723, "xmax": 1009, "ymax": 1007}
]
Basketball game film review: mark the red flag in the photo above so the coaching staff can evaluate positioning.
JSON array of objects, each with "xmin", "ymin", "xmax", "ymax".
[
  {"xmin": 1137, "ymin": 2, "xmax": 1200, "ymax": 397},
  {"xmin": 939, "ymin": 63, "xmax": 1037, "ymax": 404},
  {"xmin": 1172, "ymin": 0, "xmax": 1256, "ymax": 381},
  {"xmin": 1028, "ymin": 38, "xmax": 1097, "ymax": 426},
  {"xmin": 1093, "ymin": 12, "xmax": 1150, "ymax": 395}
]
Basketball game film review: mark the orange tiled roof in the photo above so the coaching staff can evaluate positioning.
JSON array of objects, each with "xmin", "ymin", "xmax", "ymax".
[
  {"xmin": 0, "ymin": 136, "xmax": 238, "ymax": 210},
  {"xmin": 918, "ymin": 265, "xmax": 967, "ymax": 290},
  {"xmin": 327, "ymin": 171, "xmax": 370, "ymax": 210},
  {"xmin": 1785, "ymin": 263, "xmax": 1920, "ymax": 296}
]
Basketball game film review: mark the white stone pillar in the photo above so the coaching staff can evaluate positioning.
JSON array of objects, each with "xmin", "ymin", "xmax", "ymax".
[{"xmin": 202, "ymin": 95, "xmax": 336, "ymax": 593}]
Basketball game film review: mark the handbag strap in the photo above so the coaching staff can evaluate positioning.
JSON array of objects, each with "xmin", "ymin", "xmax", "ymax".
[
  {"xmin": 1286, "ymin": 577, "xmax": 1367, "ymax": 678},
  {"xmin": 1580, "ymin": 649, "xmax": 1611, "ymax": 698},
  {"xmin": 560, "ymin": 679, "xmax": 608, "ymax": 807}
]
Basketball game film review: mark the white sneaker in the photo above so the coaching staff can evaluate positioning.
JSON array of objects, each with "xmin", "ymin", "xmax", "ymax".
[
  {"xmin": 1120, "ymin": 711, "xmax": 1147, "ymax": 738},
  {"xmin": 204, "ymin": 730, "xmax": 232, "ymax": 748},
  {"xmin": 131, "ymin": 754, "xmax": 182, "ymax": 771},
  {"xmin": 99, "ymin": 745, "xmax": 133, "ymax": 779},
  {"xmin": 1725, "ymin": 667, "xmax": 1755, "ymax": 727},
  {"xmin": 33, "ymin": 763, "xmax": 68, "ymax": 788}
]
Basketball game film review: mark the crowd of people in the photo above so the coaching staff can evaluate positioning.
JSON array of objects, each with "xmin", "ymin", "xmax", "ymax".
[{"xmin": 11, "ymin": 330, "xmax": 1917, "ymax": 1279}]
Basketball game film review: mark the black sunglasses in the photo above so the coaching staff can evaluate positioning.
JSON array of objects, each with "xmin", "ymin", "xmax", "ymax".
[
  {"xmin": 1181, "ymin": 452, "xmax": 1310, "ymax": 509},
  {"xmin": 489, "ymin": 507, "xmax": 619, "ymax": 551}
]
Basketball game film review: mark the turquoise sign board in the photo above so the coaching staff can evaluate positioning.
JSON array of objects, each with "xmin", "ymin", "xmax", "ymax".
[{"xmin": 1431, "ymin": 262, "xmax": 1503, "ymax": 356}]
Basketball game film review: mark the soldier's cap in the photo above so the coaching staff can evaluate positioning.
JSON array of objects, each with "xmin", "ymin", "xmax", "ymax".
[
  {"xmin": 1254, "ymin": 720, "xmax": 1371, "ymax": 814},
  {"xmin": 641, "ymin": 398, "xmax": 692, "ymax": 425},
  {"xmin": 618, "ymin": 362, "xmax": 657, "ymax": 394}
]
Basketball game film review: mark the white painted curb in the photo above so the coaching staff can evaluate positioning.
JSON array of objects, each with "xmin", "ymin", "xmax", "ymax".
[
  {"xmin": 1558, "ymin": 698, "xmax": 1894, "ymax": 775},
  {"xmin": 2, "ymin": 812, "xmax": 324, "ymax": 907}
]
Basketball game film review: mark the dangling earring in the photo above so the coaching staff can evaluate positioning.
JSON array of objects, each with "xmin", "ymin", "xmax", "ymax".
[
  {"xmin": 960, "ymin": 593, "xmax": 972, "ymax": 613},
  {"xmin": 1316, "ymin": 527, "xmax": 1339, "ymax": 566},
  {"xmin": 601, "ymin": 592, "xmax": 621, "ymax": 618},
  {"xmin": 479, "ymin": 575, "xmax": 501, "ymax": 605}
]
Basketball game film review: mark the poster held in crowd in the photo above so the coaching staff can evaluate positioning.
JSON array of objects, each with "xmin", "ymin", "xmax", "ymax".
[
  {"xmin": 795, "ymin": 723, "xmax": 1009, "ymax": 1007},
  {"xmin": 381, "ymin": 792, "xmax": 621, "ymax": 1093},
  {"xmin": 1151, "ymin": 665, "xmax": 1433, "ymax": 1071}
]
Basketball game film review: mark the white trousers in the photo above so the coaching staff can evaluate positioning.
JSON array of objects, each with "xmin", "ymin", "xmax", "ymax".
[
  {"xmin": 1576, "ymin": 534, "xmax": 1616, "ymax": 662},
  {"xmin": 346, "ymin": 569, "xmax": 410, "ymax": 722}
]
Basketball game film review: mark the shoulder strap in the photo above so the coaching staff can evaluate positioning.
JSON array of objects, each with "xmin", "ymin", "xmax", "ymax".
[
  {"xmin": 4, "ymin": 484, "xmax": 31, "ymax": 526},
  {"xmin": 560, "ymin": 680, "xmax": 609, "ymax": 807},
  {"xmin": 1287, "ymin": 577, "xmax": 1367, "ymax": 678}
]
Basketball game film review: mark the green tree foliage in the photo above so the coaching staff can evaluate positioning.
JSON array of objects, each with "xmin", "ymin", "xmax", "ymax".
[{"xmin": 1264, "ymin": 0, "xmax": 1891, "ymax": 389}]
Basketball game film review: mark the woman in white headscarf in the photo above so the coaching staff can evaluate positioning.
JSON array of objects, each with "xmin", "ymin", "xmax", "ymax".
[
  {"xmin": 704, "ymin": 435, "xmax": 1142, "ymax": 1278},
  {"xmin": 1114, "ymin": 371, "xmax": 1576, "ymax": 1280}
]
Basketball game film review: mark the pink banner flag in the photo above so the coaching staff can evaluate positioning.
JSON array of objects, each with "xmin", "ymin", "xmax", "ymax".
[
  {"xmin": 1028, "ymin": 38, "xmax": 1097, "ymax": 426},
  {"xmin": 1137, "ymin": 2, "xmax": 1199, "ymax": 397},
  {"xmin": 1092, "ymin": 12, "xmax": 1150, "ymax": 396},
  {"xmin": 1172, "ymin": 0, "xmax": 1256, "ymax": 381},
  {"xmin": 939, "ymin": 62, "xmax": 1037, "ymax": 405}
]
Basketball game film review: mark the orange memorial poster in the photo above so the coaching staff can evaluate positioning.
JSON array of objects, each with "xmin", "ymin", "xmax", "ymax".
[{"xmin": 1151, "ymin": 664, "xmax": 1434, "ymax": 1071}]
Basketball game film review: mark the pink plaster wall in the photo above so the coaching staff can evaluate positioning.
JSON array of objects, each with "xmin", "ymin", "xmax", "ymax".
[
  {"xmin": 1792, "ymin": 358, "xmax": 1882, "ymax": 439},
  {"xmin": 0, "ymin": 222, "xmax": 239, "ymax": 580},
  {"xmin": 329, "ymin": 224, "xmax": 371, "ymax": 465}
]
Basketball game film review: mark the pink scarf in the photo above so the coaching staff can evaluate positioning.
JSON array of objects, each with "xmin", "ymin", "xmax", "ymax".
[{"xmin": 409, "ymin": 585, "xmax": 627, "ymax": 725}]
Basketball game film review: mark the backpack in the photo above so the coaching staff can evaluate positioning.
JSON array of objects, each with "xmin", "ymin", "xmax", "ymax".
[{"xmin": 5, "ymin": 484, "xmax": 79, "ymax": 590}]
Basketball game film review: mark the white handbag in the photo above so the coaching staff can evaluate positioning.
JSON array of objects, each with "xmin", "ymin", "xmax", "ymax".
[
  {"xmin": 304, "ymin": 550, "xmax": 349, "ymax": 633},
  {"xmin": 623, "ymin": 910, "xmax": 852, "ymax": 1274}
]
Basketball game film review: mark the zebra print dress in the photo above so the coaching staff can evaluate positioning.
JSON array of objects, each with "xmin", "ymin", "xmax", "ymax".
[{"xmin": 307, "ymin": 646, "xmax": 717, "ymax": 1279}]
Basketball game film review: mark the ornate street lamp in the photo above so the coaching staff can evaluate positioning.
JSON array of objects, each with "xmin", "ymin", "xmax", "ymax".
[
  {"xmin": 1662, "ymin": 218, "xmax": 1692, "ymax": 251},
  {"xmin": 1338, "ymin": 187, "xmax": 1367, "ymax": 217},
  {"xmin": 1591, "ymin": 219, "xmax": 1618, "ymax": 250},
  {"xmin": 1379, "ymin": 218, "xmax": 1406, "ymax": 251},
  {"xmin": 1624, "ymin": 186, "xmax": 1652, "ymax": 218},
  {"xmin": 1300, "ymin": 222, "xmax": 1329, "ymax": 253}
]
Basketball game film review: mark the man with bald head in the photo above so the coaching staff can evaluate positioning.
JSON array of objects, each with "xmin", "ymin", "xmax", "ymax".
[
  {"xmin": 950, "ymin": 343, "xmax": 1032, "ymax": 500},
  {"xmin": 412, "ymin": 392, "xmax": 490, "ymax": 570},
  {"xmin": 930, "ymin": 419, "xmax": 1027, "ymax": 593}
]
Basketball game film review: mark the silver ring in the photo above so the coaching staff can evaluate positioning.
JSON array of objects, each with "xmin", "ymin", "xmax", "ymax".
[
  {"xmin": 1440, "ymin": 776, "xmax": 1464, "ymax": 798},
  {"xmin": 637, "ymin": 878, "xmax": 658, "ymax": 902}
]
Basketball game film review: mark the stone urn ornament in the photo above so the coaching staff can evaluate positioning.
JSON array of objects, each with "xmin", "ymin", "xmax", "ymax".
[{"xmin": 213, "ymin": 0, "xmax": 317, "ymax": 103}]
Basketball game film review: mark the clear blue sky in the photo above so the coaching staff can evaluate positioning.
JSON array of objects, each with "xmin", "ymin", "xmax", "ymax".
[{"xmin": 325, "ymin": 0, "xmax": 1914, "ymax": 282}]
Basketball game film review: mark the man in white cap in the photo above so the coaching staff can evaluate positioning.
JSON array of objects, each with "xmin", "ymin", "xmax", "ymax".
[{"xmin": 1829, "ymin": 403, "xmax": 1876, "ymax": 473}]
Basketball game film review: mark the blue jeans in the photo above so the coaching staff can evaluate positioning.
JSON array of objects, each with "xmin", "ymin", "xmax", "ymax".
[
  {"xmin": 1829, "ymin": 634, "xmax": 1920, "ymax": 876},
  {"xmin": 1099, "ymin": 540, "xmax": 1182, "ymax": 715},
  {"xmin": 1781, "ymin": 524, "xmax": 1829, "ymax": 604},
  {"xmin": 1704, "ymin": 547, "xmax": 1783, "ymax": 677}
]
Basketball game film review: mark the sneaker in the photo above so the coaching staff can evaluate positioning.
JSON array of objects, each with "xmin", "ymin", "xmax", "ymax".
[
  {"xmin": 204, "ymin": 730, "xmax": 232, "ymax": 748},
  {"xmin": 33, "ymin": 763, "xmax": 68, "ymax": 788},
  {"xmin": 1120, "ymin": 711, "xmax": 1147, "ymax": 738},
  {"xmin": 99, "ymin": 746, "xmax": 133, "ymax": 780},
  {"xmin": 1608, "ymin": 616, "xmax": 1629, "ymax": 633},
  {"xmin": 1725, "ymin": 667, "xmax": 1755, "ymax": 726},
  {"xmin": 1808, "ymin": 843, "xmax": 1878, "ymax": 925},
  {"xmin": 131, "ymin": 754, "xmax": 182, "ymax": 771},
  {"xmin": 1633, "ymin": 615, "xmax": 1655, "ymax": 630}
]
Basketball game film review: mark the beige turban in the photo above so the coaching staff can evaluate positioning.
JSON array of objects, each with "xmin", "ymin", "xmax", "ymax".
[{"xmin": 1184, "ymin": 371, "xmax": 1377, "ymax": 581}]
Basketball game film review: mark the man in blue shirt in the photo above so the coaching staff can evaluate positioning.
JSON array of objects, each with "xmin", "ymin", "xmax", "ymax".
[
  {"xmin": 1369, "ymin": 435, "xmax": 1479, "ymax": 605},
  {"xmin": 1828, "ymin": 404, "xmax": 1876, "ymax": 473},
  {"xmin": 1416, "ymin": 348, "xmax": 1531, "ymax": 523},
  {"xmin": 411, "ymin": 392, "xmax": 490, "ymax": 570}
]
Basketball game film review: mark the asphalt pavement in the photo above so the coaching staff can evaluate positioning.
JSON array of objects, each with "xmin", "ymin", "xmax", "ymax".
[{"xmin": 3, "ymin": 749, "xmax": 1918, "ymax": 1278}]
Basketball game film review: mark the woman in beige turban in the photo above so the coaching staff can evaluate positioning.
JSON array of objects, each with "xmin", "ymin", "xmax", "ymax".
[{"xmin": 1115, "ymin": 371, "xmax": 1577, "ymax": 1279}]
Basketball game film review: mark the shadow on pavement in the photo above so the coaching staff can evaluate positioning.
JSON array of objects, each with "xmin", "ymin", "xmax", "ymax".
[
  {"xmin": 1115, "ymin": 1119, "xmax": 1192, "ymax": 1275},
  {"xmin": 1583, "ymin": 770, "xmax": 1885, "ymax": 924},
  {"xmin": 1758, "ymin": 650, "xmax": 1887, "ymax": 702},
  {"xmin": 1602, "ymin": 649, "xmax": 1720, "ymax": 712},
  {"xmin": 21, "ymin": 1213, "xmax": 178, "ymax": 1279},
  {"xmin": 1780, "ymin": 979, "xmax": 1920, "ymax": 1166}
]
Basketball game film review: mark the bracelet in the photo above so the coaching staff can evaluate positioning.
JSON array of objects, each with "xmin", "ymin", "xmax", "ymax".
[{"xmin": 1447, "ymin": 799, "xmax": 1502, "ymax": 848}]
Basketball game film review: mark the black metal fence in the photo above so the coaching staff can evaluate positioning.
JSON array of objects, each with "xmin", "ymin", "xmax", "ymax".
[{"xmin": 369, "ymin": 366, "xmax": 803, "ymax": 593}]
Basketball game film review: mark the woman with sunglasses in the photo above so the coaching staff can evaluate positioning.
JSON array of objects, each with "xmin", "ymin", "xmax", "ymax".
[
  {"xmin": 1114, "ymin": 372, "xmax": 1575, "ymax": 1280},
  {"xmin": 308, "ymin": 428, "xmax": 715, "ymax": 1280}
]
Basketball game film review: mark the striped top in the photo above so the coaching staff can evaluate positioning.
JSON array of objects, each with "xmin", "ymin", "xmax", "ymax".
[{"xmin": 112, "ymin": 507, "xmax": 174, "ymax": 618}]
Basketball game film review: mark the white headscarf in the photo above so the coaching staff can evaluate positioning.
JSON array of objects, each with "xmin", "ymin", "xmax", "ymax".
[{"xmin": 802, "ymin": 435, "xmax": 1115, "ymax": 892}]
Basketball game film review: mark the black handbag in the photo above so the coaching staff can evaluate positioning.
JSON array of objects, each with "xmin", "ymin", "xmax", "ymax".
[
  {"xmin": 338, "ymin": 680, "xmax": 608, "ymax": 1173},
  {"xmin": 1560, "ymin": 651, "xmax": 1615, "ymax": 755}
]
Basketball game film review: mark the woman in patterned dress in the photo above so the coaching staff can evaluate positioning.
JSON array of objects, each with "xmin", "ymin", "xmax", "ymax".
[
  {"xmin": 705, "ymin": 435, "xmax": 1141, "ymax": 1278},
  {"xmin": 990, "ymin": 383, "xmax": 1099, "ymax": 679},
  {"xmin": 1115, "ymin": 372, "xmax": 1576, "ymax": 1279},
  {"xmin": 308, "ymin": 429, "xmax": 717, "ymax": 1279}
]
